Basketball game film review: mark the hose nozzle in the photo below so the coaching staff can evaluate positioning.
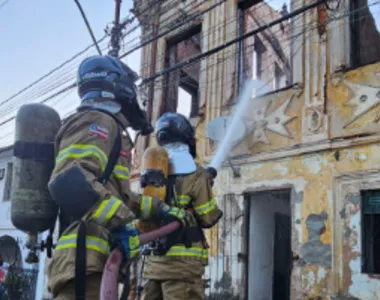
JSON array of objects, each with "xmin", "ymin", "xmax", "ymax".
[{"xmin": 206, "ymin": 167, "xmax": 217, "ymax": 187}]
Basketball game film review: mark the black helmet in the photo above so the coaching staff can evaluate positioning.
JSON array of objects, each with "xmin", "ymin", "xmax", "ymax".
[
  {"xmin": 155, "ymin": 112, "xmax": 196, "ymax": 158},
  {"xmin": 77, "ymin": 55, "xmax": 153, "ymax": 135}
]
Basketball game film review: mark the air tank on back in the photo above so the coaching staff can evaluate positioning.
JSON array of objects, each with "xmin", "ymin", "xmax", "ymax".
[
  {"xmin": 136, "ymin": 145, "xmax": 169, "ymax": 233},
  {"xmin": 11, "ymin": 103, "xmax": 61, "ymax": 263}
]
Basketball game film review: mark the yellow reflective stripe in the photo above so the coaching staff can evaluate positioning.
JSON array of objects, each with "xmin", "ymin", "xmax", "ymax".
[
  {"xmin": 56, "ymin": 144, "xmax": 108, "ymax": 171},
  {"xmin": 55, "ymin": 234, "xmax": 110, "ymax": 254},
  {"xmin": 194, "ymin": 198, "xmax": 217, "ymax": 216},
  {"xmin": 165, "ymin": 246, "xmax": 208, "ymax": 259},
  {"xmin": 113, "ymin": 165, "xmax": 129, "ymax": 180},
  {"xmin": 140, "ymin": 196, "xmax": 153, "ymax": 219},
  {"xmin": 93, "ymin": 196, "xmax": 122, "ymax": 225},
  {"xmin": 176, "ymin": 195, "xmax": 191, "ymax": 207}
]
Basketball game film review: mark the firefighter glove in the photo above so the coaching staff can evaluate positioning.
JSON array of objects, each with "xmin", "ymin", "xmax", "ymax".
[
  {"xmin": 139, "ymin": 195, "xmax": 196, "ymax": 228},
  {"xmin": 110, "ymin": 221, "xmax": 141, "ymax": 262},
  {"xmin": 157, "ymin": 202, "xmax": 196, "ymax": 229}
]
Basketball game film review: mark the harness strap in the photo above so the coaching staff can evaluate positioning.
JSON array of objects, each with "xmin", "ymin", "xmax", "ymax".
[{"xmin": 75, "ymin": 221, "xmax": 87, "ymax": 300}]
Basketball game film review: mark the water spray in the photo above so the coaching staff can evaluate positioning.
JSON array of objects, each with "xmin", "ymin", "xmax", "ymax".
[{"xmin": 209, "ymin": 80, "xmax": 256, "ymax": 172}]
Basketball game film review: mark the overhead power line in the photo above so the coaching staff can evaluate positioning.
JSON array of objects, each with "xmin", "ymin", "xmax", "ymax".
[
  {"xmin": 0, "ymin": 35, "xmax": 107, "ymax": 108},
  {"xmin": 74, "ymin": 0, "xmax": 102, "ymax": 55},
  {"xmin": 8, "ymin": 0, "xmax": 324, "ymax": 106},
  {"xmin": 0, "ymin": 1, "xmax": 375, "ymax": 144},
  {"xmin": 0, "ymin": 0, "xmax": 10, "ymax": 10},
  {"xmin": 120, "ymin": 0, "xmax": 227, "ymax": 59},
  {"xmin": 0, "ymin": 0, "xmax": 198, "ymax": 109},
  {"xmin": 140, "ymin": 0, "xmax": 325, "ymax": 84},
  {"xmin": 1, "ymin": 0, "xmax": 226, "ymax": 108}
]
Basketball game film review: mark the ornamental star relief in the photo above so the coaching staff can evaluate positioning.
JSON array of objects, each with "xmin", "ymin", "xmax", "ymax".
[
  {"xmin": 243, "ymin": 96, "xmax": 297, "ymax": 146},
  {"xmin": 344, "ymin": 80, "xmax": 380, "ymax": 128}
]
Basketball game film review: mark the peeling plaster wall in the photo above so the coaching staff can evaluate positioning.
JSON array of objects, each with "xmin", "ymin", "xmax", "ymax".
[{"xmin": 210, "ymin": 143, "xmax": 380, "ymax": 299}]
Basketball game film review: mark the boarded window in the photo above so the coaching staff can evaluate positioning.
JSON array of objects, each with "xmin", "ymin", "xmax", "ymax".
[
  {"xmin": 239, "ymin": 0, "xmax": 292, "ymax": 95},
  {"xmin": 361, "ymin": 190, "xmax": 380, "ymax": 274},
  {"xmin": 163, "ymin": 26, "xmax": 202, "ymax": 118},
  {"xmin": 351, "ymin": 0, "xmax": 380, "ymax": 67},
  {"xmin": 3, "ymin": 162, "xmax": 13, "ymax": 202}
]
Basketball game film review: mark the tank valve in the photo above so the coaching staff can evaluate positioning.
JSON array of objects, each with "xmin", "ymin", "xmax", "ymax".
[
  {"xmin": 25, "ymin": 250, "xmax": 39, "ymax": 264},
  {"xmin": 24, "ymin": 232, "xmax": 55, "ymax": 263}
]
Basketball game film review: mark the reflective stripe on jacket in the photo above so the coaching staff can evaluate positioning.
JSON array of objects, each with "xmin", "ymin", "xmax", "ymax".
[
  {"xmin": 143, "ymin": 165, "xmax": 223, "ymax": 280},
  {"xmin": 47, "ymin": 110, "xmax": 139, "ymax": 296}
]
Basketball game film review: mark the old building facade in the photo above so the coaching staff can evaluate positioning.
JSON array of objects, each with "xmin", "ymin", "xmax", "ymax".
[{"xmin": 130, "ymin": 0, "xmax": 380, "ymax": 299}]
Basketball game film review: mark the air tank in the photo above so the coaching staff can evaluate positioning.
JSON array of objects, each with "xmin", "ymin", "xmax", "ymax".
[
  {"xmin": 11, "ymin": 103, "xmax": 61, "ymax": 261},
  {"xmin": 136, "ymin": 145, "xmax": 169, "ymax": 233}
]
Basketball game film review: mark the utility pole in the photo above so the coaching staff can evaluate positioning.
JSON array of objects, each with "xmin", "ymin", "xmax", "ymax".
[
  {"xmin": 108, "ymin": 0, "xmax": 123, "ymax": 58},
  {"xmin": 143, "ymin": 2, "xmax": 161, "ymax": 150}
]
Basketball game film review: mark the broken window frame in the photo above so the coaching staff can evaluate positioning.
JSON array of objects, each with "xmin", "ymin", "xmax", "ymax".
[
  {"xmin": 162, "ymin": 24, "xmax": 202, "ymax": 118},
  {"xmin": 237, "ymin": 0, "xmax": 292, "ymax": 98},
  {"xmin": 350, "ymin": 0, "xmax": 380, "ymax": 68},
  {"xmin": 361, "ymin": 189, "xmax": 380, "ymax": 274}
]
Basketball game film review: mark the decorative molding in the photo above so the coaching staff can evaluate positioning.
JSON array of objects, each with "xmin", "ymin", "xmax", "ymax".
[
  {"xmin": 343, "ymin": 80, "xmax": 380, "ymax": 128},
  {"xmin": 203, "ymin": 133, "xmax": 380, "ymax": 168},
  {"xmin": 243, "ymin": 94, "xmax": 297, "ymax": 146},
  {"xmin": 307, "ymin": 107, "xmax": 323, "ymax": 133}
]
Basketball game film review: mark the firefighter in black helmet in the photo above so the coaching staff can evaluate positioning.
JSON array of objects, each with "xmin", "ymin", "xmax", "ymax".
[
  {"xmin": 141, "ymin": 112, "xmax": 223, "ymax": 300},
  {"xmin": 47, "ymin": 56, "xmax": 195, "ymax": 300}
]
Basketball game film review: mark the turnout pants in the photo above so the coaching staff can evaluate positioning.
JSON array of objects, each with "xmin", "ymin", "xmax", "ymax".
[
  {"xmin": 141, "ymin": 277, "xmax": 205, "ymax": 300},
  {"xmin": 53, "ymin": 273, "xmax": 102, "ymax": 300}
]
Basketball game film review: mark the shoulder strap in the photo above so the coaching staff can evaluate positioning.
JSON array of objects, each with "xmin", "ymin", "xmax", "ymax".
[
  {"xmin": 165, "ymin": 176, "xmax": 176, "ymax": 206},
  {"xmin": 99, "ymin": 124, "xmax": 121, "ymax": 184}
]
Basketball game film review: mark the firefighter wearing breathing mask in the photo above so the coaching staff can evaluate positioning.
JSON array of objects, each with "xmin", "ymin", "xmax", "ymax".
[
  {"xmin": 47, "ymin": 56, "xmax": 195, "ymax": 300},
  {"xmin": 141, "ymin": 112, "xmax": 223, "ymax": 300}
]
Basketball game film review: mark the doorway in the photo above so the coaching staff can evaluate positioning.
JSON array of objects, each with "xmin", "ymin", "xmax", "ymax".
[{"xmin": 247, "ymin": 189, "xmax": 292, "ymax": 300}]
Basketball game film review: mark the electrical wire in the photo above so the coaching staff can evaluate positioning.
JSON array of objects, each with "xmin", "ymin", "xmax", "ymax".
[
  {"xmin": 0, "ymin": 0, "xmax": 10, "ymax": 10},
  {"xmin": 0, "ymin": 0, "xmax": 208, "ymax": 110},
  {"xmin": 0, "ymin": 35, "xmax": 107, "ymax": 108},
  {"xmin": 139, "ymin": 0, "xmax": 324, "ymax": 85},
  {"xmin": 74, "ymin": 0, "xmax": 102, "ymax": 55},
  {"xmin": 0, "ymin": 1, "xmax": 377, "ymax": 145},
  {"xmin": 120, "ymin": 0, "xmax": 227, "ymax": 59},
  {"xmin": 0, "ymin": 0, "xmax": 226, "ymax": 116}
]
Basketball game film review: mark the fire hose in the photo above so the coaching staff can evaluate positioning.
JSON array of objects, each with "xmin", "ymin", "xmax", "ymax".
[
  {"xmin": 100, "ymin": 80, "xmax": 255, "ymax": 300},
  {"xmin": 100, "ymin": 220, "xmax": 181, "ymax": 300}
]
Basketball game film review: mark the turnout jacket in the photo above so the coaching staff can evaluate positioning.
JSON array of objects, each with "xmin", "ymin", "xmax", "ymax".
[
  {"xmin": 143, "ymin": 165, "xmax": 223, "ymax": 280},
  {"xmin": 47, "ymin": 109, "xmax": 142, "ymax": 296}
]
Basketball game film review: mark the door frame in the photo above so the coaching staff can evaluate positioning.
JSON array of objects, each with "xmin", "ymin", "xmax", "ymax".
[{"xmin": 243, "ymin": 186, "xmax": 302, "ymax": 300}]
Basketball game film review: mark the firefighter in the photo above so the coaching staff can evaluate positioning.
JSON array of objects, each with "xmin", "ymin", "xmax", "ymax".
[
  {"xmin": 47, "ymin": 56, "xmax": 195, "ymax": 300},
  {"xmin": 141, "ymin": 112, "xmax": 223, "ymax": 300}
]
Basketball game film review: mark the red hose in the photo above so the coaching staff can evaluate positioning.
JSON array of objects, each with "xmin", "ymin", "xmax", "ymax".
[{"xmin": 100, "ymin": 221, "xmax": 181, "ymax": 300}]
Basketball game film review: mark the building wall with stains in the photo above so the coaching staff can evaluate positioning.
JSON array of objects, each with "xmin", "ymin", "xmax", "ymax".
[{"xmin": 132, "ymin": 0, "xmax": 380, "ymax": 299}]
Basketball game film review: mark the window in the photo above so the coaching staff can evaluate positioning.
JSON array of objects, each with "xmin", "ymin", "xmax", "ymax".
[
  {"xmin": 361, "ymin": 190, "xmax": 380, "ymax": 274},
  {"xmin": 239, "ymin": 0, "xmax": 291, "ymax": 95},
  {"xmin": 350, "ymin": 0, "xmax": 380, "ymax": 67},
  {"xmin": 3, "ymin": 162, "xmax": 13, "ymax": 202},
  {"xmin": 163, "ymin": 26, "xmax": 202, "ymax": 118}
]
